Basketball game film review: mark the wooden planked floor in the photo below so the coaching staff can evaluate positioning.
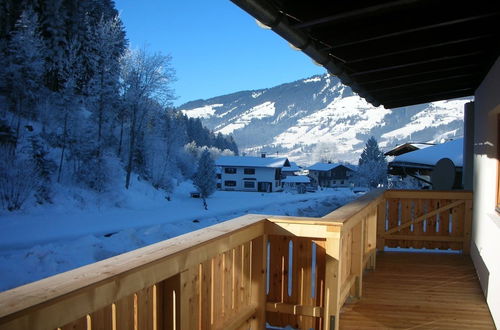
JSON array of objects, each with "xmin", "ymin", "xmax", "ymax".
[{"xmin": 340, "ymin": 252, "xmax": 496, "ymax": 329}]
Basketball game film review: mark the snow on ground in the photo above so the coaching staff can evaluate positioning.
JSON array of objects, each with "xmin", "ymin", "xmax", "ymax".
[
  {"xmin": 272, "ymin": 95, "xmax": 390, "ymax": 154},
  {"xmin": 180, "ymin": 103, "xmax": 223, "ymax": 118},
  {"xmin": 216, "ymin": 101, "xmax": 276, "ymax": 134},
  {"xmin": 0, "ymin": 180, "xmax": 356, "ymax": 292}
]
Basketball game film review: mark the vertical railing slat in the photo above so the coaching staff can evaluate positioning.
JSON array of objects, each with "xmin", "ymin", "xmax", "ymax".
[{"xmin": 250, "ymin": 235, "xmax": 267, "ymax": 329}]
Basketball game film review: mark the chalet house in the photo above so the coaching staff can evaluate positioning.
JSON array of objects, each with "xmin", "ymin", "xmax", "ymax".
[
  {"xmin": 308, "ymin": 162, "xmax": 355, "ymax": 187},
  {"xmin": 281, "ymin": 175, "xmax": 311, "ymax": 192},
  {"xmin": 2, "ymin": 2, "xmax": 499, "ymax": 330},
  {"xmin": 384, "ymin": 142, "xmax": 435, "ymax": 157},
  {"xmin": 215, "ymin": 155, "xmax": 290, "ymax": 192},
  {"xmin": 389, "ymin": 138, "xmax": 464, "ymax": 188},
  {"xmin": 281, "ymin": 161, "xmax": 301, "ymax": 177}
]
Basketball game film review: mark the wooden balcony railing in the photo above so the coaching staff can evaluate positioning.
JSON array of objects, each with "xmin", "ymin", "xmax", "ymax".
[
  {"xmin": 0, "ymin": 189, "xmax": 472, "ymax": 330},
  {"xmin": 379, "ymin": 190, "xmax": 473, "ymax": 253}
]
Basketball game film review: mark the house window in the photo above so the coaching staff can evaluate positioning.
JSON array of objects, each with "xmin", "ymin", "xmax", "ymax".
[
  {"xmin": 216, "ymin": 183, "xmax": 221, "ymax": 189},
  {"xmin": 244, "ymin": 168, "xmax": 255, "ymax": 175},
  {"xmin": 216, "ymin": 174, "xmax": 221, "ymax": 179},
  {"xmin": 225, "ymin": 168, "xmax": 237, "ymax": 174},
  {"xmin": 224, "ymin": 180, "xmax": 236, "ymax": 187},
  {"xmin": 244, "ymin": 181, "xmax": 255, "ymax": 188},
  {"xmin": 341, "ymin": 180, "xmax": 344, "ymax": 184}
]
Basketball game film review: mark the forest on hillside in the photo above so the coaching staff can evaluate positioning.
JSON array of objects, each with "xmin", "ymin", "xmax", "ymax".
[{"xmin": 0, "ymin": 0, "xmax": 238, "ymax": 211}]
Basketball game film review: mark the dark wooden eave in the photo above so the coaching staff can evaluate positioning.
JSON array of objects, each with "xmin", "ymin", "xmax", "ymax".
[{"xmin": 230, "ymin": 0, "xmax": 500, "ymax": 109}]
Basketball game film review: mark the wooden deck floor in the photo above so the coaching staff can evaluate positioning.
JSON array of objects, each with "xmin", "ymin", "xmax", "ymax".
[{"xmin": 339, "ymin": 252, "xmax": 496, "ymax": 329}]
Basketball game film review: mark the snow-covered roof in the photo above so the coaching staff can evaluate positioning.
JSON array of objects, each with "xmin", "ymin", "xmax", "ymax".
[
  {"xmin": 393, "ymin": 138, "xmax": 463, "ymax": 167},
  {"xmin": 216, "ymin": 156, "xmax": 289, "ymax": 168},
  {"xmin": 282, "ymin": 176, "xmax": 310, "ymax": 183},
  {"xmin": 384, "ymin": 142, "xmax": 435, "ymax": 156},
  {"xmin": 308, "ymin": 162, "xmax": 354, "ymax": 171},
  {"xmin": 282, "ymin": 162, "xmax": 301, "ymax": 172}
]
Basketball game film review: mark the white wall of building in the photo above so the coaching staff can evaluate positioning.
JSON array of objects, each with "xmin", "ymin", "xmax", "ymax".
[
  {"xmin": 472, "ymin": 56, "xmax": 500, "ymax": 327},
  {"xmin": 220, "ymin": 166, "xmax": 281, "ymax": 192}
]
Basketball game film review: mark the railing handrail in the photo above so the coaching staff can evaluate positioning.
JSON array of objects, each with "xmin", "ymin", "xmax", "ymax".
[
  {"xmin": 384, "ymin": 189, "xmax": 473, "ymax": 199},
  {"xmin": 0, "ymin": 213, "xmax": 268, "ymax": 328}
]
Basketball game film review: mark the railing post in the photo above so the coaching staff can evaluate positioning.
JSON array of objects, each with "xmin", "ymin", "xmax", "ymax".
[
  {"xmin": 351, "ymin": 221, "xmax": 364, "ymax": 298},
  {"xmin": 366, "ymin": 208, "xmax": 378, "ymax": 270},
  {"xmin": 376, "ymin": 199, "xmax": 386, "ymax": 252},
  {"xmin": 323, "ymin": 228, "xmax": 342, "ymax": 330},
  {"xmin": 180, "ymin": 266, "xmax": 199, "ymax": 330},
  {"xmin": 463, "ymin": 200, "xmax": 473, "ymax": 255},
  {"xmin": 250, "ymin": 234, "xmax": 267, "ymax": 329}
]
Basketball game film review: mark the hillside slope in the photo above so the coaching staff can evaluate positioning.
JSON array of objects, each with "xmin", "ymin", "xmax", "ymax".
[{"xmin": 179, "ymin": 74, "xmax": 468, "ymax": 164}]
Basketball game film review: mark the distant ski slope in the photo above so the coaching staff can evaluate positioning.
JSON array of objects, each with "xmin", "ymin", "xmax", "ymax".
[{"xmin": 180, "ymin": 74, "xmax": 469, "ymax": 164}]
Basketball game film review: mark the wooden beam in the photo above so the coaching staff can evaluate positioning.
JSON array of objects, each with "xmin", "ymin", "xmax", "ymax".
[
  {"xmin": 250, "ymin": 235, "xmax": 267, "ymax": 329},
  {"xmin": 265, "ymin": 302, "xmax": 323, "ymax": 318},
  {"xmin": 382, "ymin": 234, "xmax": 465, "ymax": 242},
  {"xmin": 384, "ymin": 200, "xmax": 464, "ymax": 235},
  {"xmin": 384, "ymin": 190, "xmax": 472, "ymax": 200},
  {"xmin": 293, "ymin": 0, "xmax": 421, "ymax": 29},
  {"xmin": 370, "ymin": 73, "xmax": 476, "ymax": 93},
  {"xmin": 267, "ymin": 215, "xmax": 343, "ymax": 226},
  {"xmin": 382, "ymin": 88, "xmax": 475, "ymax": 109},
  {"xmin": 376, "ymin": 201, "xmax": 386, "ymax": 251},
  {"xmin": 216, "ymin": 305, "xmax": 257, "ymax": 330},
  {"xmin": 351, "ymin": 51, "xmax": 483, "ymax": 77},
  {"xmin": 265, "ymin": 221, "xmax": 335, "ymax": 238},
  {"xmin": 330, "ymin": 13, "xmax": 499, "ymax": 49},
  {"xmin": 358, "ymin": 63, "xmax": 479, "ymax": 85},
  {"xmin": 347, "ymin": 34, "xmax": 493, "ymax": 64},
  {"xmin": 462, "ymin": 200, "xmax": 473, "ymax": 254}
]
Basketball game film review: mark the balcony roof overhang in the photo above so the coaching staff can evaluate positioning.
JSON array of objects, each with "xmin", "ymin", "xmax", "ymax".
[{"xmin": 230, "ymin": 0, "xmax": 500, "ymax": 109}]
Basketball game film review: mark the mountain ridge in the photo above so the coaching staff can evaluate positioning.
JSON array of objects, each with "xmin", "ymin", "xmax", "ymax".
[{"xmin": 179, "ymin": 74, "xmax": 468, "ymax": 165}]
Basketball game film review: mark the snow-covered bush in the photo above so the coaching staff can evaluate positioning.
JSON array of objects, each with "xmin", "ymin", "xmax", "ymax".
[
  {"xmin": 192, "ymin": 149, "xmax": 216, "ymax": 210},
  {"xmin": 0, "ymin": 146, "xmax": 38, "ymax": 211}
]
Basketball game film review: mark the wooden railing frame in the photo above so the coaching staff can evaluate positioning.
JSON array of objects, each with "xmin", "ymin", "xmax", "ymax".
[
  {"xmin": 379, "ymin": 189, "xmax": 473, "ymax": 253},
  {"xmin": 0, "ymin": 189, "xmax": 472, "ymax": 330}
]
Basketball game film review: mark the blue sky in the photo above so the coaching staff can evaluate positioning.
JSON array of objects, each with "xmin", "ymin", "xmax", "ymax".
[{"xmin": 114, "ymin": 0, "xmax": 325, "ymax": 106}]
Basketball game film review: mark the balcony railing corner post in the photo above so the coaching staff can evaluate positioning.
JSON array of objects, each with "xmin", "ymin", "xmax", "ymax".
[
  {"xmin": 250, "ymin": 234, "xmax": 268, "ymax": 329},
  {"xmin": 323, "ymin": 232, "xmax": 342, "ymax": 330}
]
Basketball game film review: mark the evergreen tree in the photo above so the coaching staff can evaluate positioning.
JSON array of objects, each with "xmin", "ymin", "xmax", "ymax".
[
  {"xmin": 356, "ymin": 136, "xmax": 387, "ymax": 188},
  {"xmin": 5, "ymin": 7, "xmax": 45, "ymax": 123},
  {"xmin": 38, "ymin": 0, "xmax": 67, "ymax": 91},
  {"xmin": 83, "ymin": 15, "xmax": 126, "ymax": 154},
  {"xmin": 192, "ymin": 149, "xmax": 216, "ymax": 210}
]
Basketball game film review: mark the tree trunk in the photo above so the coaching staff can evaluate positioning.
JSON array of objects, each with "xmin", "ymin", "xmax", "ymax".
[
  {"xmin": 97, "ymin": 96, "xmax": 103, "ymax": 156},
  {"xmin": 118, "ymin": 113, "xmax": 124, "ymax": 157},
  {"xmin": 57, "ymin": 112, "xmax": 68, "ymax": 183},
  {"xmin": 13, "ymin": 97, "xmax": 22, "ymax": 153},
  {"xmin": 125, "ymin": 105, "xmax": 137, "ymax": 189},
  {"xmin": 97, "ymin": 74, "xmax": 104, "ymax": 157},
  {"xmin": 202, "ymin": 197, "xmax": 208, "ymax": 210}
]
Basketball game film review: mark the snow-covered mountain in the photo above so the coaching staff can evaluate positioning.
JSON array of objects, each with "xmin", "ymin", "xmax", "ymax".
[{"xmin": 179, "ymin": 74, "xmax": 469, "ymax": 164}]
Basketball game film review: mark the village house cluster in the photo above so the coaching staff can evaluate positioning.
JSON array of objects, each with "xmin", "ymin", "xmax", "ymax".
[{"xmin": 215, "ymin": 153, "xmax": 355, "ymax": 193}]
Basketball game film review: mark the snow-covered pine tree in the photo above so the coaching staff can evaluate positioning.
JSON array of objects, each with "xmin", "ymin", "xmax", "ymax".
[
  {"xmin": 55, "ymin": 36, "xmax": 81, "ymax": 183},
  {"xmin": 192, "ymin": 149, "xmax": 216, "ymax": 210},
  {"xmin": 4, "ymin": 7, "xmax": 45, "ymax": 134},
  {"xmin": 29, "ymin": 135, "xmax": 56, "ymax": 204},
  {"xmin": 38, "ymin": 0, "xmax": 67, "ymax": 91},
  {"xmin": 356, "ymin": 136, "xmax": 387, "ymax": 188},
  {"xmin": 84, "ymin": 15, "xmax": 126, "ymax": 155}
]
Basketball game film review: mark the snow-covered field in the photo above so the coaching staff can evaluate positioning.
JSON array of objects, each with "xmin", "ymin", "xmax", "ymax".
[{"xmin": 0, "ymin": 180, "xmax": 356, "ymax": 292}]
